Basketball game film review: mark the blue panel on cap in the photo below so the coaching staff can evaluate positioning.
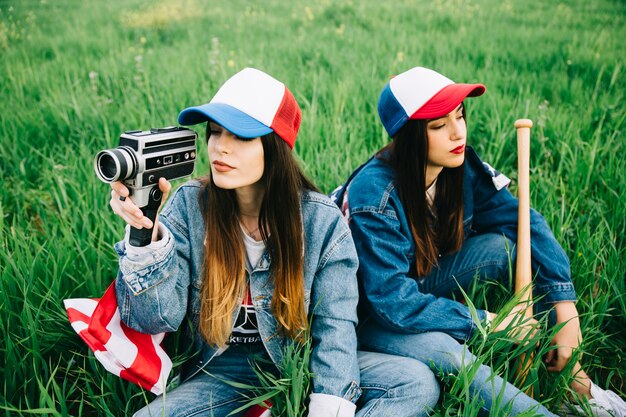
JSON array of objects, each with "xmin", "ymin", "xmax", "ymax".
[
  {"xmin": 178, "ymin": 103, "xmax": 273, "ymax": 139},
  {"xmin": 378, "ymin": 83, "xmax": 408, "ymax": 138}
]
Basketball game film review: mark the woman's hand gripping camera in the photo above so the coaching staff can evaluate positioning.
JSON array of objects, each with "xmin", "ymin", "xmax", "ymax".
[{"xmin": 109, "ymin": 178, "xmax": 172, "ymax": 243}]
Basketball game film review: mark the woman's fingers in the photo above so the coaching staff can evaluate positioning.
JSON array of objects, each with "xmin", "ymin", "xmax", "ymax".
[
  {"xmin": 157, "ymin": 178, "xmax": 172, "ymax": 210},
  {"xmin": 158, "ymin": 177, "xmax": 172, "ymax": 196},
  {"xmin": 110, "ymin": 181, "xmax": 130, "ymax": 199},
  {"xmin": 108, "ymin": 179, "xmax": 171, "ymax": 232},
  {"xmin": 109, "ymin": 183, "xmax": 153, "ymax": 229},
  {"xmin": 546, "ymin": 347, "xmax": 570, "ymax": 372},
  {"xmin": 111, "ymin": 202, "xmax": 153, "ymax": 229},
  {"xmin": 547, "ymin": 363, "xmax": 563, "ymax": 372}
]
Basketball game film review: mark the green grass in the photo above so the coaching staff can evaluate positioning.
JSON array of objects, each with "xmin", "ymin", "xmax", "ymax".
[
  {"xmin": 224, "ymin": 337, "xmax": 313, "ymax": 417},
  {"xmin": 1, "ymin": 0, "xmax": 624, "ymax": 415}
]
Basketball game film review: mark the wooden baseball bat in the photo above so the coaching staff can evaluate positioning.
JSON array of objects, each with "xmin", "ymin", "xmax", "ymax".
[
  {"xmin": 514, "ymin": 118, "xmax": 535, "ymax": 396},
  {"xmin": 514, "ymin": 119, "xmax": 533, "ymax": 312}
]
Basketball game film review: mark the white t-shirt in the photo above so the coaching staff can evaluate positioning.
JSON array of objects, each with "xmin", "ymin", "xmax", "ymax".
[
  {"xmin": 241, "ymin": 227, "xmax": 266, "ymax": 272},
  {"xmin": 228, "ymin": 228, "xmax": 267, "ymax": 345},
  {"xmin": 426, "ymin": 177, "xmax": 437, "ymax": 207}
]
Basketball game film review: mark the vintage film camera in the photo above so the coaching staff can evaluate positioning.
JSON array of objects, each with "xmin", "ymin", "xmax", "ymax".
[{"xmin": 94, "ymin": 126, "xmax": 198, "ymax": 246}]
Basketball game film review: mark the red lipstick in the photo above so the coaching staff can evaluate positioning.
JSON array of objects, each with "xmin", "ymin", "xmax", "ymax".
[
  {"xmin": 451, "ymin": 145, "xmax": 465, "ymax": 154},
  {"xmin": 213, "ymin": 160, "xmax": 234, "ymax": 172}
]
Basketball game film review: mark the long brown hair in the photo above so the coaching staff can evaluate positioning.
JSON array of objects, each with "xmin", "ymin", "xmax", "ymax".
[
  {"xmin": 198, "ymin": 130, "xmax": 319, "ymax": 348},
  {"xmin": 381, "ymin": 115, "xmax": 465, "ymax": 277}
]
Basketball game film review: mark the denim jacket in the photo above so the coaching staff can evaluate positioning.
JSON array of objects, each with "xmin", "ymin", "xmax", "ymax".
[
  {"xmin": 332, "ymin": 146, "xmax": 576, "ymax": 341},
  {"xmin": 114, "ymin": 180, "xmax": 362, "ymax": 408}
]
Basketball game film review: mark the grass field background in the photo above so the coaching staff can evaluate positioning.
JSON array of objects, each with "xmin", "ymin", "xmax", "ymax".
[{"xmin": 1, "ymin": 0, "xmax": 624, "ymax": 415}]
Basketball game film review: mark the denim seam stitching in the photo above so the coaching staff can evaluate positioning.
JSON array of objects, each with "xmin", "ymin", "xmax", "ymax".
[
  {"xmin": 318, "ymin": 229, "xmax": 351, "ymax": 270},
  {"xmin": 379, "ymin": 182, "xmax": 395, "ymax": 212},
  {"xmin": 301, "ymin": 191, "xmax": 338, "ymax": 209},
  {"xmin": 162, "ymin": 212, "xmax": 190, "ymax": 240},
  {"xmin": 350, "ymin": 207, "xmax": 399, "ymax": 220}
]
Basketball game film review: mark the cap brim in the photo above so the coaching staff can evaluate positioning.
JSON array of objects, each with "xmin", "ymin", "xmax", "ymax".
[
  {"xmin": 410, "ymin": 83, "xmax": 485, "ymax": 120},
  {"xmin": 177, "ymin": 102, "xmax": 273, "ymax": 139}
]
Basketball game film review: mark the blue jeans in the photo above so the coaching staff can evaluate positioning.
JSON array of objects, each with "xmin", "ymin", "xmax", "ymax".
[
  {"xmin": 418, "ymin": 233, "xmax": 515, "ymax": 298},
  {"xmin": 420, "ymin": 233, "xmax": 556, "ymax": 324},
  {"xmin": 358, "ymin": 324, "xmax": 556, "ymax": 416},
  {"xmin": 133, "ymin": 346, "xmax": 439, "ymax": 417},
  {"xmin": 357, "ymin": 233, "xmax": 557, "ymax": 417},
  {"xmin": 356, "ymin": 351, "xmax": 439, "ymax": 417}
]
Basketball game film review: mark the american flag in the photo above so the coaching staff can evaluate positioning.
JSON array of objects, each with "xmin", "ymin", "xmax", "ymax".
[{"xmin": 64, "ymin": 281, "xmax": 272, "ymax": 415}]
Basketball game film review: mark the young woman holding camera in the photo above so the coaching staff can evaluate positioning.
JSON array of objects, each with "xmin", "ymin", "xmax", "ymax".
[
  {"xmin": 109, "ymin": 68, "xmax": 439, "ymax": 417},
  {"xmin": 333, "ymin": 66, "xmax": 626, "ymax": 417}
]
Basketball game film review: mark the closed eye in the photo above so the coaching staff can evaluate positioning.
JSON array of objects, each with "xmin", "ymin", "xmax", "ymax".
[{"xmin": 207, "ymin": 130, "xmax": 222, "ymax": 141}]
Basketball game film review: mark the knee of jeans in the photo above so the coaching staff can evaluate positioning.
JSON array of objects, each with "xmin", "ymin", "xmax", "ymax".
[
  {"xmin": 421, "ymin": 332, "xmax": 475, "ymax": 373},
  {"xmin": 487, "ymin": 234, "xmax": 514, "ymax": 262},
  {"xmin": 454, "ymin": 234, "xmax": 515, "ymax": 283},
  {"xmin": 385, "ymin": 357, "xmax": 440, "ymax": 408},
  {"xmin": 481, "ymin": 233, "xmax": 514, "ymax": 251},
  {"xmin": 481, "ymin": 237, "xmax": 515, "ymax": 280}
]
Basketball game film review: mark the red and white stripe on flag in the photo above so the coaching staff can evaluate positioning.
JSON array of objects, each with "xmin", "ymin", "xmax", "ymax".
[
  {"xmin": 63, "ymin": 282, "xmax": 172, "ymax": 395},
  {"xmin": 243, "ymin": 401, "xmax": 272, "ymax": 417}
]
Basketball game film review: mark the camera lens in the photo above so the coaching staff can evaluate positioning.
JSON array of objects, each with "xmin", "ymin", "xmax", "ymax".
[
  {"xmin": 99, "ymin": 154, "xmax": 117, "ymax": 179},
  {"xmin": 94, "ymin": 147, "xmax": 137, "ymax": 183}
]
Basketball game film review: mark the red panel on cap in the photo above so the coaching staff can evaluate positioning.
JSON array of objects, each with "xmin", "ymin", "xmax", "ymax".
[
  {"xmin": 270, "ymin": 87, "xmax": 301, "ymax": 149},
  {"xmin": 410, "ymin": 83, "xmax": 485, "ymax": 120}
]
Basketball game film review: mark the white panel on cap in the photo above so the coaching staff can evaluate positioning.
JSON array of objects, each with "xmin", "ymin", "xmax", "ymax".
[
  {"xmin": 389, "ymin": 67, "xmax": 454, "ymax": 116},
  {"xmin": 211, "ymin": 68, "xmax": 284, "ymax": 126}
]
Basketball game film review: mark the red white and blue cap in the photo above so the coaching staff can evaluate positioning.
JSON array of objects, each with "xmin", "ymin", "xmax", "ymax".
[
  {"xmin": 378, "ymin": 67, "xmax": 485, "ymax": 138},
  {"xmin": 178, "ymin": 68, "xmax": 301, "ymax": 149}
]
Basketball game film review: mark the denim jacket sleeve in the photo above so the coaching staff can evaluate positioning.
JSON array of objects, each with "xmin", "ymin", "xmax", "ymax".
[
  {"xmin": 348, "ymin": 165, "xmax": 483, "ymax": 341},
  {"xmin": 114, "ymin": 186, "xmax": 193, "ymax": 334},
  {"xmin": 305, "ymin": 194, "xmax": 362, "ymax": 405},
  {"xmin": 466, "ymin": 148, "xmax": 576, "ymax": 303}
]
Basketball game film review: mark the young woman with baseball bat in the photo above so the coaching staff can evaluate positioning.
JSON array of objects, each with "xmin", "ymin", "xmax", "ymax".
[
  {"xmin": 333, "ymin": 66, "xmax": 625, "ymax": 416},
  {"xmin": 109, "ymin": 68, "xmax": 440, "ymax": 417}
]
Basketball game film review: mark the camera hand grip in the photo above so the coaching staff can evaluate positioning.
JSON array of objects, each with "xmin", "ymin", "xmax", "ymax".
[{"xmin": 129, "ymin": 187, "xmax": 163, "ymax": 247}]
